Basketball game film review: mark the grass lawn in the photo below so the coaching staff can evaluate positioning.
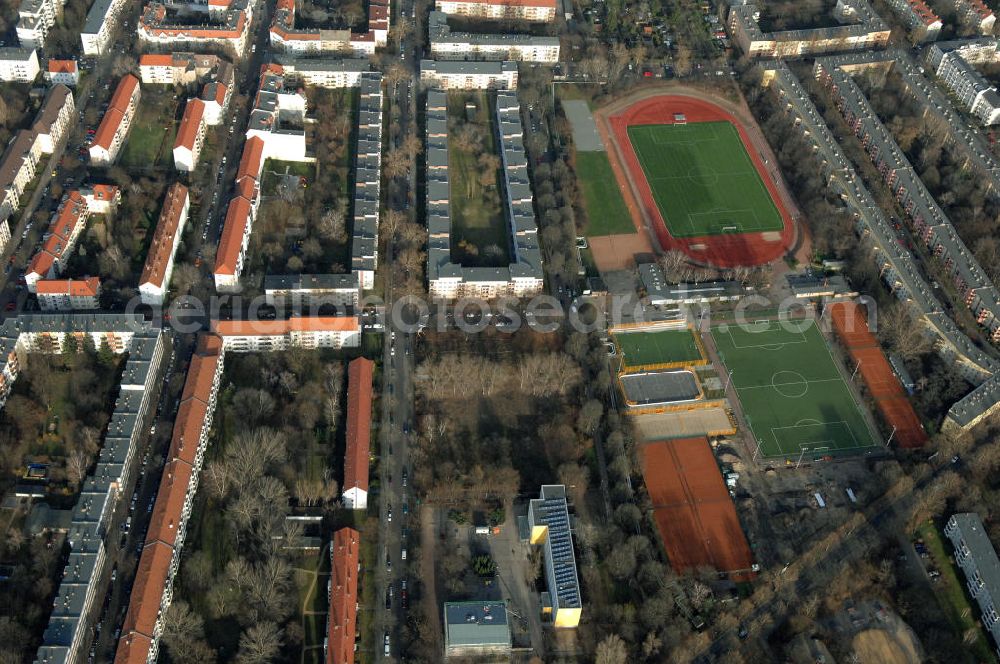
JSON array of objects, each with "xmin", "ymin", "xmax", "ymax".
[
  {"xmin": 627, "ymin": 121, "xmax": 783, "ymax": 238},
  {"xmin": 615, "ymin": 328, "xmax": 704, "ymax": 367},
  {"xmin": 447, "ymin": 91, "xmax": 511, "ymax": 267},
  {"xmin": 264, "ymin": 159, "xmax": 317, "ymax": 179},
  {"xmin": 711, "ymin": 320, "xmax": 877, "ymax": 458},
  {"xmin": 120, "ymin": 94, "xmax": 178, "ymax": 170},
  {"xmin": 917, "ymin": 521, "xmax": 998, "ymax": 662},
  {"xmin": 575, "ymin": 151, "xmax": 634, "ymax": 237}
]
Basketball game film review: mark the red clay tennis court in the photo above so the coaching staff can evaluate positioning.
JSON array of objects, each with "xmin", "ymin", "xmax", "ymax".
[
  {"xmin": 640, "ymin": 437, "xmax": 754, "ymax": 578},
  {"xmin": 828, "ymin": 302, "xmax": 928, "ymax": 448},
  {"xmin": 606, "ymin": 95, "xmax": 796, "ymax": 267}
]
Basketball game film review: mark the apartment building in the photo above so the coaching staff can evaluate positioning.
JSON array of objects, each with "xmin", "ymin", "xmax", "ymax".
[
  {"xmin": 270, "ymin": 0, "xmax": 388, "ymax": 55},
  {"xmin": 26, "ymin": 187, "xmax": 120, "ymax": 291},
  {"xmin": 36, "ymin": 277, "xmax": 102, "ymax": 310},
  {"xmin": 0, "ymin": 85, "xmax": 73, "ymax": 227},
  {"xmin": 139, "ymin": 53, "xmax": 234, "ymax": 125},
  {"xmin": 952, "ymin": 0, "xmax": 996, "ymax": 35},
  {"xmin": 929, "ymin": 39, "xmax": 1000, "ymax": 125},
  {"xmin": 420, "ymin": 59, "xmax": 519, "ymax": 89},
  {"xmin": 342, "ymin": 358, "xmax": 372, "ymax": 510},
  {"xmin": 727, "ymin": 0, "xmax": 890, "ymax": 59},
  {"xmin": 945, "ymin": 513, "xmax": 1000, "ymax": 655},
  {"xmin": 263, "ymin": 273, "xmax": 360, "ymax": 307},
  {"xmin": 816, "ymin": 55, "xmax": 1000, "ymax": 346},
  {"xmin": 90, "ymin": 74, "xmax": 141, "ymax": 166},
  {"xmin": 428, "ymin": 11, "xmax": 560, "ymax": 62},
  {"xmin": 444, "ymin": 602, "xmax": 512, "ymax": 658},
  {"xmin": 350, "ymin": 72, "xmax": 383, "ymax": 289},
  {"xmin": 527, "ymin": 485, "xmax": 583, "ymax": 628},
  {"xmin": 113, "ymin": 333, "xmax": 223, "ymax": 664},
  {"xmin": 173, "ymin": 99, "xmax": 207, "ymax": 171},
  {"xmin": 426, "ymin": 89, "xmax": 543, "ymax": 299},
  {"xmin": 758, "ymin": 59, "xmax": 1000, "ymax": 431},
  {"xmin": 244, "ymin": 66, "xmax": 310, "ymax": 162},
  {"xmin": 214, "ymin": 135, "xmax": 264, "ymax": 291},
  {"xmin": 46, "ymin": 59, "xmax": 79, "ymax": 86},
  {"xmin": 16, "ymin": 0, "xmax": 61, "ymax": 49},
  {"xmin": 139, "ymin": 183, "xmax": 190, "ymax": 305},
  {"xmin": 24, "ymin": 316, "xmax": 163, "ymax": 664},
  {"xmin": 81, "ymin": 0, "xmax": 127, "ymax": 55},
  {"xmin": 273, "ymin": 56, "xmax": 370, "ymax": 88},
  {"xmin": 0, "ymin": 47, "xmax": 39, "ymax": 82},
  {"xmin": 210, "ymin": 316, "xmax": 361, "ymax": 351},
  {"xmin": 138, "ymin": 0, "xmax": 254, "ymax": 55},
  {"xmin": 884, "ymin": 0, "xmax": 941, "ymax": 42},
  {"xmin": 327, "ymin": 528, "xmax": 360, "ymax": 664},
  {"xmin": 436, "ymin": 0, "xmax": 555, "ymax": 22}
]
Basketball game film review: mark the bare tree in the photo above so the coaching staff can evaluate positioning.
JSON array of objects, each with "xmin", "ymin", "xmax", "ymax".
[
  {"xmin": 236, "ymin": 622, "xmax": 283, "ymax": 664},
  {"xmin": 595, "ymin": 634, "xmax": 628, "ymax": 664}
]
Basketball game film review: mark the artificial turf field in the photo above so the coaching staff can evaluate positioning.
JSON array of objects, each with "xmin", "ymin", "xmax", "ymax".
[
  {"xmin": 627, "ymin": 121, "xmax": 784, "ymax": 238},
  {"xmin": 711, "ymin": 321, "xmax": 878, "ymax": 458},
  {"xmin": 616, "ymin": 328, "xmax": 704, "ymax": 367}
]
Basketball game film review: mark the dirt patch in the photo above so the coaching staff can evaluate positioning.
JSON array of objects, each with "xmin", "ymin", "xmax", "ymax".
[
  {"xmin": 588, "ymin": 233, "xmax": 654, "ymax": 271},
  {"xmin": 851, "ymin": 628, "xmax": 922, "ymax": 664}
]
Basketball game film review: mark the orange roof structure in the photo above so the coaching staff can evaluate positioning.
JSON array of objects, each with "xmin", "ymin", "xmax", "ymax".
[
  {"xmin": 214, "ymin": 195, "xmax": 252, "ymax": 275},
  {"xmin": 26, "ymin": 191, "xmax": 88, "ymax": 280},
  {"xmin": 237, "ymin": 135, "xmax": 265, "ymax": 181},
  {"xmin": 174, "ymin": 99, "xmax": 205, "ymax": 151},
  {"xmin": 93, "ymin": 75, "xmax": 139, "ymax": 151},
  {"xmin": 120, "ymin": 540, "xmax": 173, "ymax": 638},
  {"xmin": 113, "ymin": 632, "xmax": 152, "ymax": 664},
  {"xmin": 139, "ymin": 53, "xmax": 174, "ymax": 67},
  {"xmin": 139, "ymin": 183, "xmax": 189, "ymax": 290},
  {"xmin": 451, "ymin": 0, "xmax": 556, "ymax": 6},
  {"xmin": 47, "ymin": 59, "xmax": 77, "ymax": 74},
  {"xmin": 145, "ymin": 460, "xmax": 194, "ymax": 548},
  {"xmin": 35, "ymin": 277, "xmax": 101, "ymax": 297},
  {"xmin": 327, "ymin": 528, "xmax": 360, "ymax": 664},
  {"xmin": 344, "ymin": 358, "xmax": 373, "ymax": 495},
  {"xmin": 211, "ymin": 316, "xmax": 361, "ymax": 337}
]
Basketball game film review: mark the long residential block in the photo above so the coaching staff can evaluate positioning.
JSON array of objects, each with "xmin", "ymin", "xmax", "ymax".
[{"xmin": 428, "ymin": 10, "xmax": 560, "ymax": 62}]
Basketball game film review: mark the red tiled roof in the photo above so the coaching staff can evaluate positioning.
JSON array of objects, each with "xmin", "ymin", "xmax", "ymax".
[
  {"xmin": 139, "ymin": 54, "xmax": 173, "ymax": 67},
  {"xmin": 447, "ymin": 0, "xmax": 556, "ymax": 6},
  {"xmin": 140, "ymin": 183, "xmax": 189, "ymax": 290},
  {"xmin": 214, "ymin": 195, "xmax": 252, "ymax": 275},
  {"xmin": 174, "ymin": 99, "xmax": 205, "ymax": 151},
  {"xmin": 119, "ymin": 540, "xmax": 173, "ymax": 639},
  {"xmin": 145, "ymin": 459, "xmax": 194, "ymax": 548},
  {"xmin": 109, "ymin": 74, "xmax": 140, "ymax": 114},
  {"xmin": 237, "ymin": 135, "xmax": 265, "ymax": 181},
  {"xmin": 180, "ymin": 344, "xmax": 221, "ymax": 404},
  {"xmin": 344, "ymin": 357, "xmax": 373, "ymax": 494},
  {"xmin": 92, "ymin": 109, "xmax": 124, "ymax": 151},
  {"xmin": 47, "ymin": 59, "xmax": 77, "ymax": 74},
  {"xmin": 211, "ymin": 316, "xmax": 361, "ymax": 336},
  {"xmin": 26, "ymin": 191, "xmax": 88, "ymax": 279},
  {"xmin": 327, "ymin": 528, "xmax": 360, "ymax": 664},
  {"xmin": 35, "ymin": 277, "xmax": 100, "ymax": 297},
  {"xmin": 113, "ymin": 632, "xmax": 152, "ymax": 664}
]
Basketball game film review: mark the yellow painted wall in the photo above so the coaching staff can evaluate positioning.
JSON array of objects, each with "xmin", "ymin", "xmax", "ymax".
[{"xmin": 554, "ymin": 607, "xmax": 582, "ymax": 628}]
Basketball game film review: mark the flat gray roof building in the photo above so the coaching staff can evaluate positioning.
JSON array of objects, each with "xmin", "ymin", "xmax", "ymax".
[{"xmin": 443, "ymin": 601, "xmax": 512, "ymax": 657}]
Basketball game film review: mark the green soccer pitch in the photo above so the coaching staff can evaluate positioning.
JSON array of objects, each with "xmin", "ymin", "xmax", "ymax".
[
  {"xmin": 627, "ymin": 121, "xmax": 785, "ymax": 238},
  {"xmin": 615, "ymin": 328, "xmax": 704, "ymax": 367},
  {"xmin": 711, "ymin": 320, "xmax": 878, "ymax": 459}
]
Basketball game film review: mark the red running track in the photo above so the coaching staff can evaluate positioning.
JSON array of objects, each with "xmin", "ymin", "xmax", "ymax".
[{"xmin": 608, "ymin": 95, "xmax": 796, "ymax": 267}]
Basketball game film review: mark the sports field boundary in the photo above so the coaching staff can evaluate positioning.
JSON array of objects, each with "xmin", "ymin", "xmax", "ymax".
[{"xmin": 593, "ymin": 88, "xmax": 800, "ymax": 268}]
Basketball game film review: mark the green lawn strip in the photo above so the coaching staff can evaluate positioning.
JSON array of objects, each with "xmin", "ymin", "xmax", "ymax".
[
  {"xmin": 575, "ymin": 151, "xmax": 634, "ymax": 237},
  {"xmin": 120, "ymin": 98, "xmax": 178, "ymax": 169},
  {"xmin": 627, "ymin": 121, "xmax": 783, "ymax": 238},
  {"xmin": 616, "ymin": 329, "xmax": 703, "ymax": 366},
  {"xmin": 917, "ymin": 522, "xmax": 998, "ymax": 662},
  {"xmin": 711, "ymin": 323, "xmax": 877, "ymax": 458}
]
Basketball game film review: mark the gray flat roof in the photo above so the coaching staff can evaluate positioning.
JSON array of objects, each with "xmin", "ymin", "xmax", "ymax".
[{"xmin": 444, "ymin": 601, "xmax": 512, "ymax": 649}]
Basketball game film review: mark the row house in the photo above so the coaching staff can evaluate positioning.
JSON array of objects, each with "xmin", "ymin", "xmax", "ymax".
[
  {"xmin": 342, "ymin": 358, "xmax": 373, "ymax": 510},
  {"xmin": 816, "ymin": 60, "xmax": 1000, "ymax": 344},
  {"xmin": 727, "ymin": 0, "xmax": 890, "ymax": 59},
  {"xmin": 436, "ymin": 0, "xmax": 556, "ymax": 22},
  {"xmin": 138, "ymin": 0, "xmax": 253, "ymax": 56},
  {"xmin": 326, "ymin": 528, "xmax": 361, "ymax": 664},
  {"xmin": 884, "ymin": 0, "xmax": 941, "ymax": 42},
  {"xmin": 945, "ymin": 513, "xmax": 1000, "ymax": 655},
  {"xmin": 16, "ymin": 0, "xmax": 62, "ymax": 49},
  {"xmin": 81, "ymin": 0, "xmax": 128, "ymax": 55},
  {"xmin": 114, "ymin": 333, "xmax": 223, "ymax": 664},
  {"xmin": 420, "ymin": 59, "xmax": 518, "ymax": 89},
  {"xmin": 210, "ymin": 316, "xmax": 361, "ymax": 351},
  {"xmin": 951, "ymin": 0, "xmax": 996, "ymax": 35},
  {"xmin": 139, "ymin": 183, "xmax": 190, "ymax": 305},
  {"xmin": 173, "ymin": 99, "xmax": 206, "ymax": 171},
  {"xmin": 90, "ymin": 75, "xmax": 141, "ymax": 166},
  {"xmin": 36, "ymin": 277, "xmax": 102, "ymax": 310},
  {"xmin": 269, "ymin": 0, "xmax": 388, "ymax": 56},
  {"xmin": 213, "ymin": 135, "xmax": 264, "ymax": 291},
  {"xmin": 428, "ymin": 11, "xmax": 560, "ymax": 62},
  {"xmin": 46, "ymin": 59, "xmax": 79, "ymax": 86}
]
